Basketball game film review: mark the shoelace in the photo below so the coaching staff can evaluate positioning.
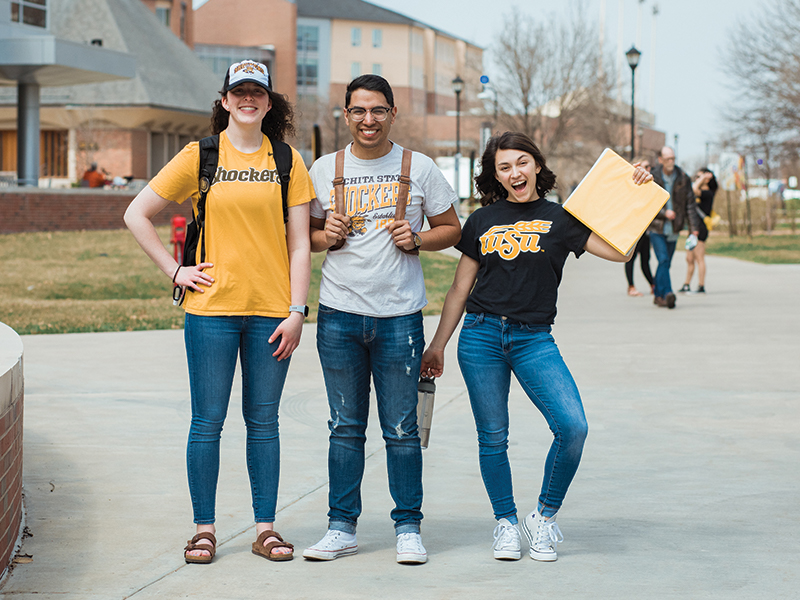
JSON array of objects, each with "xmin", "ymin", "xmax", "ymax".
[
  {"xmin": 397, "ymin": 533, "xmax": 424, "ymax": 553},
  {"xmin": 533, "ymin": 519, "xmax": 563, "ymax": 550},
  {"xmin": 318, "ymin": 530, "xmax": 351, "ymax": 549},
  {"xmin": 492, "ymin": 523, "xmax": 519, "ymax": 550}
]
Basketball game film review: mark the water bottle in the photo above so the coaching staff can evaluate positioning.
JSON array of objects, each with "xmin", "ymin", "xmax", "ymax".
[{"xmin": 416, "ymin": 376, "xmax": 436, "ymax": 449}]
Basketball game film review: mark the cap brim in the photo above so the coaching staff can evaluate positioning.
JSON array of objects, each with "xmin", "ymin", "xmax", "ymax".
[{"xmin": 225, "ymin": 77, "xmax": 270, "ymax": 92}]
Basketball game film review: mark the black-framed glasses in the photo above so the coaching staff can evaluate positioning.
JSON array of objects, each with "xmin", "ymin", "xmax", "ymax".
[{"xmin": 346, "ymin": 106, "xmax": 392, "ymax": 122}]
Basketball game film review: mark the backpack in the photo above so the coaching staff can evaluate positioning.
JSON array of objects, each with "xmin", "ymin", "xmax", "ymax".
[
  {"xmin": 173, "ymin": 134, "xmax": 293, "ymax": 305},
  {"xmin": 182, "ymin": 133, "xmax": 293, "ymax": 267}
]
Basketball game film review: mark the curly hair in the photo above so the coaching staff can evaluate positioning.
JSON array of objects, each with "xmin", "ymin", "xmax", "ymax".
[
  {"xmin": 210, "ymin": 89, "xmax": 296, "ymax": 141},
  {"xmin": 475, "ymin": 132, "xmax": 557, "ymax": 206}
]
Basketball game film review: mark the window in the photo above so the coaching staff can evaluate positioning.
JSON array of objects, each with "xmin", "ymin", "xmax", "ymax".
[
  {"xmin": 411, "ymin": 31, "xmax": 424, "ymax": 55},
  {"xmin": 180, "ymin": 2, "xmax": 187, "ymax": 40},
  {"xmin": 297, "ymin": 59, "xmax": 319, "ymax": 88},
  {"xmin": 10, "ymin": 0, "xmax": 47, "ymax": 28},
  {"xmin": 372, "ymin": 63, "xmax": 382, "ymax": 76},
  {"xmin": 297, "ymin": 25, "xmax": 319, "ymax": 52},
  {"xmin": 351, "ymin": 27, "xmax": 361, "ymax": 47},
  {"xmin": 351, "ymin": 62, "xmax": 361, "ymax": 79},
  {"xmin": 195, "ymin": 45, "xmax": 275, "ymax": 80},
  {"xmin": 40, "ymin": 131, "xmax": 68, "ymax": 177},
  {"xmin": 372, "ymin": 29, "xmax": 382, "ymax": 48},
  {"xmin": 155, "ymin": 7, "xmax": 170, "ymax": 26}
]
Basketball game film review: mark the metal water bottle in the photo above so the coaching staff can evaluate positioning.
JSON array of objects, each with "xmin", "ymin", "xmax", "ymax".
[{"xmin": 417, "ymin": 376, "xmax": 436, "ymax": 449}]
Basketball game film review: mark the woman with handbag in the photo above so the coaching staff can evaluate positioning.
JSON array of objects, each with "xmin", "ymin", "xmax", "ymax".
[
  {"xmin": 124, "ymin": 60, "xmax": 313, "ymax": 563},
  {"xmin": 680, "ymin": 168, "xmax": 717, "ymax": 294},
  {"xmin": 420, "ymin": 132, "xmax": 652, "ymax": 562}
]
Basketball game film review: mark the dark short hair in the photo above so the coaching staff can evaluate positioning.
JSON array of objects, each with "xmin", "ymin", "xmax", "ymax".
[
  {"xmin": 475, "ymin": 132, "xmax": 557, "ymax": 206},
  {"xmin": 345, "ymin": 74, "xmax": 394, "ymax": 108}
]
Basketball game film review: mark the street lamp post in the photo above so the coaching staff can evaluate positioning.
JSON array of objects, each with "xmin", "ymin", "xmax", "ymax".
[
  {"xmin": 452, "ymin": 75, "xmax": 464, "ymax": 200},
  {"xmin": 332, "ymin": 106, "xmax": 342, "ymax": 150},
  {"xmin": 626, "ymin": 45, "xmax": 641, "ymax": 162}
]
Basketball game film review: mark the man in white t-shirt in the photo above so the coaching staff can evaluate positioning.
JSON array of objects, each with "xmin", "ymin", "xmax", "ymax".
[{"xmin": 303, "ymin": 75, "xmax": 461, "ymax": 565}]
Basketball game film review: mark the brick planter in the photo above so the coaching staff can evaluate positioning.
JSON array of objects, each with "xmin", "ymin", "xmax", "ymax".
[{"xmin": 0, "ymin": 323, "xmax": 24, "ymax": 578}]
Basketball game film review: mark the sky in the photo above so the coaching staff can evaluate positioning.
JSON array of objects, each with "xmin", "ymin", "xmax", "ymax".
[{"xmin": 367, "ymin": 0, "xmax": 755, "ymax": 167}]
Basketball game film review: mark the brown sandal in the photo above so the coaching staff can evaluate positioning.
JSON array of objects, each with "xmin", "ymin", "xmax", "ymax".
[
  {"xmin": 252, "ymin": 530, "xmax": 294, "ymax": 562},
  {"xmin": 184, "ymin": 532, "xmax": 217, "ymax": 564}
]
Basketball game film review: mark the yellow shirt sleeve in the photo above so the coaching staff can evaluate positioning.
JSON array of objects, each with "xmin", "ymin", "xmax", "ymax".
[{"xmin": 149, "ymin": 142, "xmax": 200, "ymax": 205}]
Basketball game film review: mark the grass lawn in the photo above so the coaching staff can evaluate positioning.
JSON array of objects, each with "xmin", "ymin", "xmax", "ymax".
[
  {"xmin": 702, "ymin": 233, "xmax": 800, "ymax": 264},
  {"xmin": 0, "ymin": 227, "xmax": 459, "ymax": 335}
]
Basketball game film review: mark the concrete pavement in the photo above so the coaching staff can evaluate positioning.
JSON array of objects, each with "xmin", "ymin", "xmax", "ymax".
[{"xmin": 2, "ymin": 250, "xmax": 799, "ymax": 599}]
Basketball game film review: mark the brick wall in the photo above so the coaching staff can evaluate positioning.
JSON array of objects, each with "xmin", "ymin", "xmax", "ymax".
[
  {"xmin": 0, "ymin": 189, "xmax": 193, "ymax": 234},
  {"xmin": 0, "ymin": 324, "xmax": 24, "ymax": 577}
]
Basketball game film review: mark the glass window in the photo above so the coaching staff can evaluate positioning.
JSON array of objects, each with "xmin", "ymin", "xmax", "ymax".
[
  {"xmin": 297, "ymin": 25, "xmax": 319, "ymax": 52},
  {"xmin": 372, "ymin": 63, "xmax": 382, "ymax": 76},
  {"xmin": 297, "ymin": 59, "xmax": 319, "ymax": 87},
  {"xmin": 351, "ymin": 27, "xmax": 361, "ymax": 47},
  {"xmin": 155, "ymin": 7, "xmax": 170, "ymax": 26},
  {"xmin": 372, "ymin": 29, "xmax": 382, "ymax": 48},
  {"xmin": 351, "ymin": 62, "xmax": 361, "ymax": 79},
  {"xmin": 10, "ymin": 0, "xmax": 47, "ymax": 28},
  {"xmin": 180, "ymin": 2, "xmax": 186, "ymax": 40}
]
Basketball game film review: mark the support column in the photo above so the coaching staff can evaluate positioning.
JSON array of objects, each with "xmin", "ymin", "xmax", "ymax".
[{"xmin": 17, "ymin": 82, "xmax": 41, "ymax": 187}]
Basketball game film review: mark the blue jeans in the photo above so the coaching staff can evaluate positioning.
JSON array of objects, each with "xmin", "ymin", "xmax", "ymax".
[
  {"xmin": 650, "ymin": 233, "xmax": 677, "ymax": 298},
  {"xmin": 457, "ymin": 313, "xmax": 588, "ymax": 520},
  {"xmin": 316, "ymin": 304, "xmax": 424, "ymax": 534},
  {"xmin": 184, "ymin": 313, "xmax": 290, "ymax": 524}
]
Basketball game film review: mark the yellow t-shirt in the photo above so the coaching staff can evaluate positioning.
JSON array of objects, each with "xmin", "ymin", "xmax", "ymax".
[{"xmin": 150, "ymin": 131, "xmax": 313, "ymax": 317}]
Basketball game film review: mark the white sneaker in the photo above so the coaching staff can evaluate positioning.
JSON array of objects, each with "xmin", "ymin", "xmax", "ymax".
[
  {"xmin": 302, "ymin": 529, "xmax": 357, "ymax": 561},
  {"xmin": 396, "ymin": 532, "xmax": 427, "ymax": 564},
  {"xmin": 492, "ymin": 518, "xmax": 521, "ymax": 560},
  {"xmin": 521, "ymin": 510, "xmax": 563, "ymax": 562}
]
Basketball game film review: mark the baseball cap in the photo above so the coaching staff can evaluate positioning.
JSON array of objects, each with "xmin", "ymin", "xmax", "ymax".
[{"xmin": 223, "ymin": 60, "xmax": 272, "ymax": 92}]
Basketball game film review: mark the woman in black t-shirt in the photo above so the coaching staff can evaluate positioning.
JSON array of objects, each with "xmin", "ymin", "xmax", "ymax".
[
  {"xmin": 421, "ymin": 132, "xmax": 651, "ymax": 563},
  {"xmin": 680, "ymin": 168, "xmax": 717, "ymax": 293}
]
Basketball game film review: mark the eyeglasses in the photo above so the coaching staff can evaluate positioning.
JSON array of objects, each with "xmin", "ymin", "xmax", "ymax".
[{"xmin": 346, "ymin": 106, "xmax": 392, "ymax": 121}]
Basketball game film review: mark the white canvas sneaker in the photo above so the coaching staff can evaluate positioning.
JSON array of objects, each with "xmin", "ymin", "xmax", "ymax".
[
  {"xmin": 302, "ymin": 529, "xmax": 357, "ymax": 561},
  {"xmin": 492, "ymin": 518, "xmax": 522, "ymax": 560},
  {"xmin": 396, "ymin": 532, "xmax": 427, "ymax": 564},
  {"xmin": 521, "ymin": 510, "xmax": 563, "ymax": 562}
]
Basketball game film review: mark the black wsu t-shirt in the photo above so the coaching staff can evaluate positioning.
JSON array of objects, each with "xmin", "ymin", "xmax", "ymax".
[{"xmin": 456, "ymin": 198, "xmax": 591, "ymax": 324}]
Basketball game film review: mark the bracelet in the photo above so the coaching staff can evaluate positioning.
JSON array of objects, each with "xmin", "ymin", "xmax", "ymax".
[{"xmin": 172, "ymin": 265, "xmax": 181, "ymax": 283}]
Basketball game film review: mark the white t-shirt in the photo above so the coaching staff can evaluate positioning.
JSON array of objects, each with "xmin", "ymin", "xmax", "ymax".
[{"xmin": 309, "ymin": 142, "xmax": 457, "ymax": 317}]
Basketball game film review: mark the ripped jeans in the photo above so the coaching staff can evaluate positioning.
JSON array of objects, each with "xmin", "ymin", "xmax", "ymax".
[{"xmin": 316, "ymin": 304, "xmax": 424, "ymax": 534}]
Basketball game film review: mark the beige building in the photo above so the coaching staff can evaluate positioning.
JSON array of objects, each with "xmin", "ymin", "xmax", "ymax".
[{"xmin": 195, "ymin": 0, "xmax": 487, "ymax": 160}]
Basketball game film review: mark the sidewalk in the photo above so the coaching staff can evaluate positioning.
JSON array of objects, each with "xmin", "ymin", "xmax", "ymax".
[{"xmin": 3, "ymin": 251, "xmax": 799, "ymax": 599}]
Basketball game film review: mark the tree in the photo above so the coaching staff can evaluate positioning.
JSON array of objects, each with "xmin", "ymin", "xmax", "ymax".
[
  {"xmin": 723, "ymin": 0, "xmax": 800, "ymax": 158},
  {"xmin": 491, "ymin": 1, "xmax": 621, "ymax": 172}
]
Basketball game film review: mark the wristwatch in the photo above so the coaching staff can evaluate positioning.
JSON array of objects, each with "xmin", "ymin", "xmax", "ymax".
[
  {"xmin": 412, "ymin": 232, "xmax": 422, "ymax": 250},
  {"xmin": 289, "ymin": 305, "xmax": 309, "ymax": 317}
]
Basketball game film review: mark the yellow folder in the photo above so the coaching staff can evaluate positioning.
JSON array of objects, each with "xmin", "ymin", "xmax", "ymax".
[{"xmin": 563, "ymin": 148, "xmax": 669, "ymax": 255}]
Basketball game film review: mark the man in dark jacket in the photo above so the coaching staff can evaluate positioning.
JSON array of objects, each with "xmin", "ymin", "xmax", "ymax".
[{"xmin": 648, "ymin": 146, "xmax": 700, "ymax": 308}]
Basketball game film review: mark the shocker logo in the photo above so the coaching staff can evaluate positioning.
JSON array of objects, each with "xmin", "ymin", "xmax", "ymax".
[{"xmin": 479, "ymin": 220, "xmax": 552, "ymax": 260}]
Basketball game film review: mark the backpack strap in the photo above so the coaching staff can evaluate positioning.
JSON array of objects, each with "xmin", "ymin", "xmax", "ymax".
[
  {"xmin": 268, "ymin": 135, "xmax": 293, "ymax": 224},
  {"xmin": 196, "ymin": 135, "xmax": 220, "ymax": 264},
  {"xmin": 329, "ymin": 149, "xmax": 347, "ymax": 250},
  {"xmin": 395, "ymin": 149, "xmax": 418, "ymax": 256}
]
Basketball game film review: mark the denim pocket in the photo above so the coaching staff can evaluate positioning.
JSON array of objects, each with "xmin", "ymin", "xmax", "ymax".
[
  {"xmin": 317, "ymin": 303, "xmax": 337, "ymax": 315},
  {"xmin": 461, "ymin": 313, "xmax": 482, "ymax": 329}
]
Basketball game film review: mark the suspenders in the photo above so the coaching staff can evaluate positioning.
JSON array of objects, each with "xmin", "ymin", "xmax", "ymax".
[{"xmin": 329, "ymin": 147, "xmax": 418, "ymax": 255}]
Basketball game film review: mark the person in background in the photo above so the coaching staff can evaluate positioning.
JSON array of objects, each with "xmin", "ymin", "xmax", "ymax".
[
  {"xmin": 420, "ymin": 132, "xmax": 652, "ymax": 563},
  {"xmin": 680, "ymin": 168, "xmax": 717, "ymax": 294},
  {"xmin": 81, "ymin": 163, "xmax": 107, "ymax": 188},
  {"xmin": 625, "ymin": 157, "xmax": 655, "ymax": 296},
  {"xmin": 124, "ymin": 60, "xmax": 313, "ymax": 564},
  {"xmin": 648, "ymin": 146, "xmax": 701, "ymax": 309}
]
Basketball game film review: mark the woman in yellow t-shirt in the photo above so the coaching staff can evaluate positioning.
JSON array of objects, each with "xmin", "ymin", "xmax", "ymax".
[{"xmin": 125, "ymin": 60, "xmax": 312, "ymax": 563}]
